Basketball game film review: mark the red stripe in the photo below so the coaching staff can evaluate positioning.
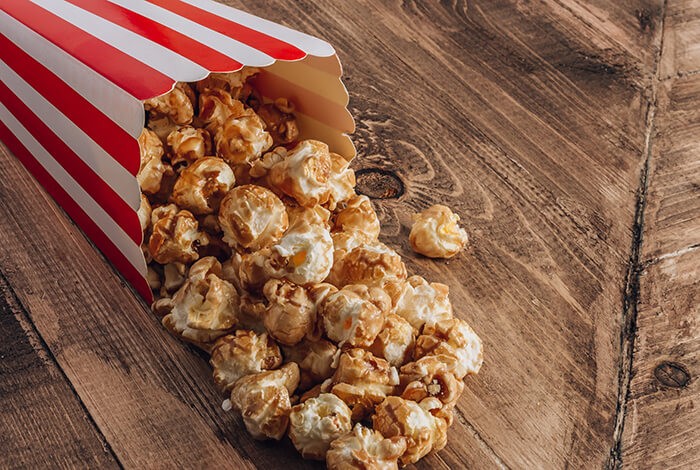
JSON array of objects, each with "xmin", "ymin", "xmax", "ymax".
[
  {"xmin": 0, "ymin": 34, "xmax": 140, "ymax": 176},
  {"xmin": 65, "ymin": 0, "xmax": 243, "ymax": 72},
  {"xmin": 148, "ymin": 0, "xmax": 306, "ymax": 61},
  {"xmin": 1, "ymin": 0, "xmax": 173, "ymax": 100},
  {"xmin": 0, "ymin": 81, "xmax": 142, "ymax": 246},
  {"xmin": 0, "ymin": 122, "xmax": 152, "ymax": 302}
]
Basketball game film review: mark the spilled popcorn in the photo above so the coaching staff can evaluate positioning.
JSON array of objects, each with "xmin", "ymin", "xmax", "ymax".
[{"xmin": 139, "ymin": 68, "xmax": 482, "ymax": 469}]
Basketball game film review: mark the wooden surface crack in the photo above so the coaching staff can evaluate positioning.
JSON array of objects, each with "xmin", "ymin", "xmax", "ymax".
[
  {"xmin": 0, "ymin": 269, "xmax": 124, "ymax": 469},
  {"xmin": 607, "ymin": 1, "xmax": 668, "ymax": 468}
]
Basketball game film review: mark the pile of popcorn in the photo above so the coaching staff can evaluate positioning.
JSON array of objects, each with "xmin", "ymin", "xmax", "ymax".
[{"xmin": 138, "ymin": 68, "xmax": 481, "ymax": 469}]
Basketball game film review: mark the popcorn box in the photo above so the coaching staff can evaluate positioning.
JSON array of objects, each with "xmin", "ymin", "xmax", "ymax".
[{"xmin": 0, "ymin": 0, "xmax": 355, "ymax": 302}]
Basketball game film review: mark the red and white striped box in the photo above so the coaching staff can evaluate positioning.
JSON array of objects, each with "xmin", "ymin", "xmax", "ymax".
[{"xmin": 0, "ymin": 0, "xmax": 355, "ymax": 301}]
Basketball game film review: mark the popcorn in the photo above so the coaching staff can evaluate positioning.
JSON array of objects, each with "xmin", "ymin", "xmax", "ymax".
[
  {"xmin": 413, "ymin": 318, "xmax": 483, "ymax": 379},
  {"xmin": 271, "ymin": 220, "xmax": 334, "ymax": 285},
  {"xmin": 288, "ymin": 393, "xmax": 352, "ymax": 460},
  {"xmin": 144, "ymin": 82, "xmax": 195, "ymax": 126},
  {"xmin": 326, "ymin": 423, "xmax": 406, "ymax": 470},
  {"xmin": 282, "ymin": 339, "xmax": 338, "ymax": 390},
  {"xmin": 229, "ymin": 362, "xmax": 300, "ymax": 440},
  {"xmin": 328, "ymin": 243, "xmax": 406, "ymax": 288},
  {"xmin": 268, "ymin": 140, "xmax": 331, "ymax": 207},
  {"xmin": 198, "ymin": 88, "xmax": 249, "ymax": 133},
  {"xmin": 368, "ymin": 313, "xmax": 415, "ymax": 367},
  {"xmin": 162, "ymin": 266, "xmax": 239, "ymax": 349},
  {"xmin": 387, "ymin": 275, "xmax": 453, "ymax": 331},
  {"xmin": 161, "ymin": 262, "xmax": 187, "ymax": 296},
  {"xmin": 214, "ymin": 113, "xmax": 272, "ymax": 164},
  {"xmin": 286, "ymin": 204, "xmax": 331, "ymax": 229},
  {"xmin": 409, "ymin": 204, "xmax": 468, "ymax": 259},
  {"xmin": 256, "ymin": 98, "xmax": 299, "ymax": 146},
  {"xmin": 137, "ymin": 128, "xmax": 173, "ymax": 195},
  {"xmin": 210, "ymin": 330, "xmax": 282, "ymax": 391},
  {"xmin": 399, "ymin": 356, "xmax": 464, "ymax": 407},
  {"xmin": 324, "ymin": 349, "xmax": 399, "ymax": 420},
  {"xmin": 319, "ymin": 284, "xmax": 390, "ymax": 348},
  {"xmin": 170, "ymin": 157, "xmax": 235, "ymax": 215},
  {"xmin": 372, "ymin": 396, "xmax": 448, "ymax": 465},
  {"xmin": 195, "ymin": 68, "xmax": 260, "ymax": 99},
  {"xmin": 249, "ymin": 145, "xmax": 286, "ymax": 179},
  {"xmin": 138, "ymin": 193, "xmax": 152, "ymax": 234},
  {"xmin": 218, "ymin": 185, "xmax": 288, "ymax": 251},
  {"xmin": 332, "ymin": 195, "xmax": 379, "ymax": 239},
  {"xmin": 149, "ymin": 204, "xmax": 208, "ymax": 264},
  {"xmin": 262, "ymin": 279, "xmax": 315, "ymax": 346},
  {"xmin": 147, "ymin": 265, "xmax": 161, "ymax": 291},
  {"xmin": 325, "ymin": 153, "xmax": 356, "ymax": 211},
  {"xmin": 167, "ymin": 126, "xmax": 212, "ymax": 167}
]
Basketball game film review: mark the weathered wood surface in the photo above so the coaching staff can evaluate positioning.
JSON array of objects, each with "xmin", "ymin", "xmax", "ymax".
[{"xmin": 0, "ymin": 0, "xmax": 697, "ymax": 469}]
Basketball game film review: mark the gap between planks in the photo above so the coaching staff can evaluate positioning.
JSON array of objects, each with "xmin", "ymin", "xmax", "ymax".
[{"xmin": 607, "ymin": 1, "xmax": 669, "ymax": 468}]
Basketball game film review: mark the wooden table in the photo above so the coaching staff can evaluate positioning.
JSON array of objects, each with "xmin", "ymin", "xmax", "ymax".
[{"xmin": 1, "ymin": 1, "xmax": 698, "ymax": 468}]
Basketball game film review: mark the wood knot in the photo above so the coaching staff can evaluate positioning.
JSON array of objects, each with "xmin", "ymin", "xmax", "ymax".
[
  {"xmin": 355, "ymin": 168, "xmax": 404, "ymax": 199},
  {"xmin": 654, "ymin": 362, "xmax": 690, "ymax": 389}
]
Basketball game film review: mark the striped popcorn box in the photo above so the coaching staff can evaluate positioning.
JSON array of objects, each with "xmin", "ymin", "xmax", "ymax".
[{"xmin": 0, "ymin": 0, "xmax": 355, "ymax": 302}]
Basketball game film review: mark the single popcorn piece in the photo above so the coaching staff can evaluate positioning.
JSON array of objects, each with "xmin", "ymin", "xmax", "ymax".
[
  {"xmin": 325, "ymin": 152, "xmax": 356, "ymax": 211},
  {"xmin": 372, "ymin": 396, "xmax": 448, "ymax": 466},
  {"xmin": 319, "ymin": 284, "xmax": 390, "ymax": 348},
  {"xmin": 210, "ymin": 330, "xmax": 282, "ymax": 391},
  {"xmin": 328, "ymin": 243, "xmax": 407, "ymax": 288},
  {"xmin": 170, "ymin": 157, "xmax": 235, "ymax": 215},
  {"xmin": 386, "ymin": 275, "xmax": 453, "ymax": 331},
  {"xmin": 218, "ymin": 185, "xmax": 289, "ymax": 251},
  {"xmin": 271, "ymin": 220, "xmax": 334, "ymax": 285},
  {"xmin": 149, "ymin": 204, "xmax": 208, "ymax": 264},
  {"xmin": 256, "ymin": 98, "xmax": 300, "ymax": 146},
  {"xmin": 268, "ymin": 140, "xmax": 331, "ymax": 207},
  {"xmin": 326, "ymin": 423, "xmax": 407, "ymax": 470},
  {"xmin": 262, "ymin": 279, "xmax": 315, "ymax": 346},
  {"xmin": 198, "ymin": 88, "xmax": 250, "ymax": 133},
  {"xmin": 144, "ymin": 82, "xmax": 194, "ymax": 126},
  {"xmin": 195, "ymin": 68, "xmax": 259, "ymax": 99},
  {"xmin": 324, "ymin": 348, "xmax": 399, "ymax": 420},
  {"xmin": 215, "ymin": 113, "xmax": 272, "ymax": 164},
  {"xmin": 413, "ymin": 318, "xmax": 483, "ymax": 379},
  {"xmin": 229, "ymin": 362, "xmax": 300, "ymax": 440},
  {"xmin": 368, "ymin": 313, "xmax": 415, "ymax": 367},
  {"xmin": 137, "ymin": 128, "xmax": 173, "ymax": 195},
  {"xmin": 167, "ymin": 126, "xmax": 212, "ymax": 167},
  {"xmin": 332, "ymin": 195, "xmax": 379, "ymax": 239},
  {"xmin": 249, "ymin": 145, "xmax": 287, "ymax": 179},
  {"xmin": 138, "ymin": 193, "xmax": 152, "ymax": 234},
  {"xmin": 282, "ymin": 339, "xmax": 338, "ymax": 390},
  {"xmin": 409, "ymin": 204, "xmax": 468, "ymax": 259},
  {"xmin": 288, "ymin": 393, "xmax": 352, "ymax": 460},
  {"xmin": 162, "ymin": 265, "xmax": 239, "ymax": 350},
  {"xmin": 400, "ymin": 356, "xmax": 464, "ymax": 407}
]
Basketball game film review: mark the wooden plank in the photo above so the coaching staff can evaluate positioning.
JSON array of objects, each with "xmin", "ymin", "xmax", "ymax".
[
  {"xmin": 0, "ymin": 273, "xmax": 118, "ymax": 469},
  {"xmin": 620, "ymin": 250, "xmax": 700, "ymax": 469},
  {"xmin": 659, "ymin": 0, "xmax": 700, "ymax": 79}
]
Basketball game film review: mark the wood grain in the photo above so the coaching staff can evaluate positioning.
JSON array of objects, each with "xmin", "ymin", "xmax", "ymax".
[
  {"xmin": 0, "ymin": 273, "xmax": 118, "ymax": 469},
  {"xmin": 659, "ymin": 0, "xmax": 700, "ymax": 79},
  {"xmin": 2, "ymin": 0, "xmax": 698, "ymax": 469}
]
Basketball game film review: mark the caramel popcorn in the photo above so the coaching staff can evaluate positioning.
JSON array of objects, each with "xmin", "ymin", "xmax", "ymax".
[
  {"xmin": 282, "ymin": 339, "xmax": 338, "ymax": 390},
  {"xmin": 138, "ymin": 128, "xmax": 173, "ymax": 195},
  {"xmin": 326, "ymin": 423, "xmax": 407, "ymax": 470},
  {"xmin": 372, "ymin": 396, "xmax": 448, "ymax": 465},
  {"xmin": 167, "ymin": 126, "xmax": 212, "ymax": 167},
  {"xmin": 332, "ymin": 195, "xmax": 379, "ymax": 239},
  {"xmin": 288, "ymin": 393, "xmax": 352, "ymax": 460},
  {"xmin": 326, "ymin": 152, "xmax": 356, "ymax": 210},
  {"xmin": 229, "ymin": 362, "xmax": 300, "ymax": 440},
  {"xmin": 262, "ymin": 279, "xmax": 315, "ymax": 346},
  {"xmin": 271, "ymin": 220, "xmax": 334, "ymax": 285},
  {"xmin": 319, "ymin": 284, "xmax": 390, "ymax": 348},
  {"xmin": 215, "ymin": 112, "xmax": 272, "ymax": 165},
  {"xmin": 286, "ymin": 204, "xmax": 331, "ymax": 229},
  {"xmin": 170, "ymin": 157, "xmax": 235, "ymax": 215},
  {"xmin": 249, "ymin": 145, "xmax": 287, "ymax": 179},
  {"xmin": 144, "ymin": 82, "xmax": 194, "ymax": 126},
  {"xmin": 414, "ymin": 318, "xmax": 483, "ymax": 379},
  {"xmin": 328, "ymin": 243, "xmax": 407, "ymax": 288},
  {"xmin": 400, "ymin": 356, "xmax": 464, "ymax": 407},
  {"xmin": 268, "ymin": 140, "xmax": 331, "ymax": 207},
  {"xmin": 218, "ymin": 185, "xmax": 288, "ymax": 251},
  {"xmin": 195, "ymin": 68, "xmax": 259, "ymax": 99},
  {"xmin": 324, "ymin": 349, "xmax": 399, "ymax": 420},
  {"xmin": 409, "ymin": 204, "xmax": 468, "ymax": 259},
  {"xmin": 138, "ymin": 193, "xmax": 152, "ymax": 234},
  {"xmin": 149, "ymin": 204, "xmax": 207, "ymax": 264},
  {"xmin": 161, "ymin": 262, "xmax": 187, "ymax": 296},
  {"xmin": 368, "ymin": 313, "xmax": 415, "ymax": 367},
  {"xmin": 256, "ymin": 98, "xmax": 299, "ymax": 146},
  {"xmin": 210, "ymin": 330, "xmax": 282, "ymax": 391},
  {"xmin": 198, "ymin": 88, "xmax": 249, "ymax": 133},
  {"xmin": 388, "ymin": 275, "xmax": 453, "ymax": 331}
]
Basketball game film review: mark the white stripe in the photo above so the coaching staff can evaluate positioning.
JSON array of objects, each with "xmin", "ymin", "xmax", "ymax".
[
  {"xmin": 29, "ymin": 0, "xmax": 208, "ymax": 83},
  {"xmin": 0, "ymin": 102, "xmax": 145, "ymax": 276},
  {"xmin": 181, "ymin": 0, "xmax": 336, "ymax": 57},
  {"xmin": 107, "ymin": 0, "xmax": 275, "ymax": 69},
  {"xmin": 1, "ymin": 59, "xmax": 140, "ymax": 210},
  {"xmin": 0, "ymin": 10, "xmax": 144, "ymax": 137}
]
